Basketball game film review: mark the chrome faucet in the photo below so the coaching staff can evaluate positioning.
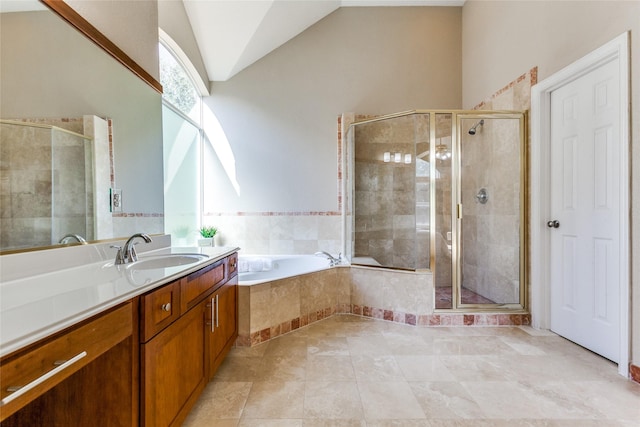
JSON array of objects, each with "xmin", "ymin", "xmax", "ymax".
[
  {"xmin": 58, "ymin": 234, "xmax": 87, "ymax": 244},
  {"xmin": 113, "ymin": 233, "xmax": 152, "ymax": 265},
  {"xmin": 314, "ymin": 251, "xmax": 342, "ymax": 266}
]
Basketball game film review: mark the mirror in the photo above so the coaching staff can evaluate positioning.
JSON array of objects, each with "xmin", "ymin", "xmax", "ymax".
[{"xmin": 0, "ymin": 0, "xmax": 164, "ymax": 253}]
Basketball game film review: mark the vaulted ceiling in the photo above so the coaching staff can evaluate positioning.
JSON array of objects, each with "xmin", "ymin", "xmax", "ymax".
[{"xmin": 182, "ymin": 0, "xmax": 465, "ymax": 81}]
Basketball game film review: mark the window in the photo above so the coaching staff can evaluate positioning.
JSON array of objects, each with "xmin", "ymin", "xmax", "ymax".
[
  {"xmin": 159, "ymin": 42, "xmax": 202, "ymax": 245},
  {"xmin": 159, "ymin": 43, "xmax": 201, "ymax": 123}
]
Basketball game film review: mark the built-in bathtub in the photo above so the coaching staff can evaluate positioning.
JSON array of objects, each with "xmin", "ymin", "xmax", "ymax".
[
  {"xmin": 236, "ymin": 254, "xmax": 351, "ymax": 346},
  {"xmin": 235, "ymin": 254, "xmax": 531, "ymax": 347},
  {"xmin": 238, "ymin": 254, "xmax": 332, "ymax": 285}
]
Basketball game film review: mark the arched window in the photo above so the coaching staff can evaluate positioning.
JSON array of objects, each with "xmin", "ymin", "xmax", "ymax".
[{"xmin": 159, "ymin": 43, "xmax": 201, "ymax": 123}]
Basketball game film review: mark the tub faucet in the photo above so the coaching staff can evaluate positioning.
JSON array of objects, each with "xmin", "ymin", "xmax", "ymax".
[
  {"xmin": 314, "ymin": 251, "xmax": 342, "ymax": 266},
  {"xmin": 113, "ymin": 233, "xmax": 152, "ymax": 265},
  {"xmin": 58, "ymin": 234, "xmax": 87, "ymax": 245}
]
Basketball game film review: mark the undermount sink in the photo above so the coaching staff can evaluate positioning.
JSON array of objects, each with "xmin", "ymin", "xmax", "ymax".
[{"xmin": 128, "ymin": 254, "xmax": 209, "ymax": 270}]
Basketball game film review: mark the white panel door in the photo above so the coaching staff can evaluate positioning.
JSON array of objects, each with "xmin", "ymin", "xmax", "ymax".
[{"xmin": 549, "ymin": 58, "xmax": 620, "ymax": 362}]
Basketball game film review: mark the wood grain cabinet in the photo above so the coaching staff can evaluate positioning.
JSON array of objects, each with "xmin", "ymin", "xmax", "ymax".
[
  {"xmin": 140, "ymin": 299, "xmax": 206, "ymax": 427},
  {"xmin": 139, "ymin": 253, "xmax": 238, "ymax": 426},
  {"xmin": 0, "ymin": 302, "xmax": 136, "ymax": 426},
  {"xmin": 207, "ymin": 275, "xmax": 238, "ymax": 379},
  {"xmin": 0, "ymin": 252, "xmax": 238, "ymax": 427}
]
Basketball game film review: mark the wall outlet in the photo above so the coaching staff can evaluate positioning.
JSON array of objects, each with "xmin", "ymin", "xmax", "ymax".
[{"xmin": 110, "ymin": 188, "xmax": 122, "ymax": 212}]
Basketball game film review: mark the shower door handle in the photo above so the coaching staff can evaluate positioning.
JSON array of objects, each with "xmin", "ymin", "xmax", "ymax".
[{"xmin": 547, "ymin": 220, "xmax": 560, "ymax": 229}]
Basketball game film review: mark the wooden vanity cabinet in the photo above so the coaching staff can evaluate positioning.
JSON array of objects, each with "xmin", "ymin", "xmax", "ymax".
[
  {"xmin": 140, "ymin": 299, "xmax": 206, "ymax": 427},
  {"xmin": 207, "ymin": 275, "xmax": 238, "ymax": 380},
  {"xmin": 0, "ymin": 252, "xmax": 238, "ymax": 427},
  {"xmin": 139, "ymin": 253, "xmax": 238, "ymax": 427},
  {"xmin": 0, "ymin": 302, "xmax": 137, "ymax": 426}
]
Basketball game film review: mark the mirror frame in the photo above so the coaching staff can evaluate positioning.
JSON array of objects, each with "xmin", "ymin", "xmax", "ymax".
[{"xmin": 41, "ymin": 0, "xmax": 162, "ymax": 93}]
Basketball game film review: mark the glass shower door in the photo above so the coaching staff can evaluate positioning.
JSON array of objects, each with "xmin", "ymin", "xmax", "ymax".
[{"xmin": 457, "ymin": 114, "xmax": 525, "ymax": 307}]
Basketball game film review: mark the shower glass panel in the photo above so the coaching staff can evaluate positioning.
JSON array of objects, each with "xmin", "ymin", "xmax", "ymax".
[
  {"xmin": 434, "ymin": 113, "xmax": 454, "ymax": 308},
  {"xmin": 0, "ymin": 121, "xmax": 93, "ymax": 251},
  {"xmin": 458, "ymin": 115, "xmax": 524, "ymax": 306},
  {"xmin": 51, "ymin": 126, "xmax": 94, "ymax": 245},
  {"xmin": 351, "ymin": 114, "xmax": 427, "ymax": 270}
]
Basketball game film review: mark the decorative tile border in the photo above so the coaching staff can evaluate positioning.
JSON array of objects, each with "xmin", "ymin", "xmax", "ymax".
[
  {"xmin": 236, "ymin": 303, "xmax": 531, "ymax": 347},
  {"xmin": 351, "ymin": 305, "xmax": 530, "ymax": 327},
  {"xmin": 236, "ymin": 303, "xmax": 352, "ymax": 347},
  {"xmin": 203, "ymin": 211, "xmax": 340, "ymax": 216},
  {"xmin": 112, "ymin": 212, "xmax": 164, "ymax": 218},
  {"xmin": 108, "ymin": 118, "xmax": 115, "ymax": 188},
  {"xmin": 472, "ymin": 66, "xmax": 538, "ymax": 110}
]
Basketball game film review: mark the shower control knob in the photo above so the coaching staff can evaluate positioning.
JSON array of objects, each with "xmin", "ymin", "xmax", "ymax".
[{"xmin": 547, "ymin": 220, "xmax": 560, "ymax": 229}]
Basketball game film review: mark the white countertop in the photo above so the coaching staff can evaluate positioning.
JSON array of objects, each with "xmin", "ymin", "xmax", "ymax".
[{"xmin": 0, "ymin": 240, "xmax": 239, "ymax": 358}]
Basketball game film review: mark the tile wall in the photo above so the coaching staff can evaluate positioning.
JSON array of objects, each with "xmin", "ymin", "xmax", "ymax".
[
  {"xmin": 463, "ymin": 68, "xmax": 537, "ymax": 304},
  {"xmin": 0, "ymin": 118, "xmax": 93, "ymax": 250},
  {"xmin": 459, "ymin": 116, "xmax": 522, "ymax": 303}
]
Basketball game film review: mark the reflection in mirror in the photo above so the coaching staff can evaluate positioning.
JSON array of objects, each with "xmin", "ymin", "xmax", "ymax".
[
  {"xmin": 0, "ymin": 118, "xmax": 111, "ymax": 252},
  {"xmin": 0, "ymin": 1, "xmax": 164, "ymax": 253}
]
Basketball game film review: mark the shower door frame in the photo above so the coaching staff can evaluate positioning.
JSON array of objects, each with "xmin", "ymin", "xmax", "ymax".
[
  {"xmin": 448, "ymin": 111, "xmax": 528, "ymax": 311},
  {"xmin": 347, "ymin": 110, "xmax": 528, "ymax": 312}
]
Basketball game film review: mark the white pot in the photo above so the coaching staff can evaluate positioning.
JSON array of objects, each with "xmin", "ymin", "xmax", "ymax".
[{"xmin": 197, "ymin": 237, "xmax": 214, "ymax": 247}]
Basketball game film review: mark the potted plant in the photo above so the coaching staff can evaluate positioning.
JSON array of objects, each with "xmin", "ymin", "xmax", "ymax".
[{"xmin": 198, "ymin": 226, "xmax": 218, "ymax": 247}]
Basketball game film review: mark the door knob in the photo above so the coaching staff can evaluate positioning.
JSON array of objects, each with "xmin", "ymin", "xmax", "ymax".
[{"xmin": 547, "ymin": 220, "xmax": 560, "ymax": 228}]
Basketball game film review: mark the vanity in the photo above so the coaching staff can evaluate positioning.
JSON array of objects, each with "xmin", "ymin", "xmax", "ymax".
[
  {"xmin": 0, "ymin": 238, "xmax": 239, "ymax": 426},
  {"xmin": 1, "ymin": 2, "xmax": 238, "ymax": 424}
]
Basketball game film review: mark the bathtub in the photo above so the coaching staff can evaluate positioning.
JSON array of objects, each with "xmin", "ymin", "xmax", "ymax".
[{"xmin": 238, "ymin": 254, "xmax": 332, "ymax": 285}]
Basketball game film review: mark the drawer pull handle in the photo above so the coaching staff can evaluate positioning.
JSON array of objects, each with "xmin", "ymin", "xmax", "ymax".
[
  {"xmin": 161, "ymin": 303, "xmax": 171, "ymax": 312},
  {"xmin": 215, "ymin": 294, "xmax": 219, "ymax": 327},
  {"xmin": 210, "ymin": 297, "xmax": 215, "ymax": 333},
  {"xmin": 1, "ymin": 351, "xmax": 87, "ymax": 406}
]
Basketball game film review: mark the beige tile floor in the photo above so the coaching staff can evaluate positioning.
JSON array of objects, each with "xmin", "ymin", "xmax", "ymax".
[{"xmin": 183, "ymin": 315, "xmax": 640, "ymax": 427}]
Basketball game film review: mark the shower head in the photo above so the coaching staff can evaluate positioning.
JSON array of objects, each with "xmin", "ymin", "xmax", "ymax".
[{"xmin": 468, "ymin": 119, "xmax": 484, "ymax": 135}]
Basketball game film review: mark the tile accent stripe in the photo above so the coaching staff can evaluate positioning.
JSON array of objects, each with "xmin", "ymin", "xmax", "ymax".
[
  {"xmin": 203, "ymin": 211, "xmax": 340, "ymax": 216},
  {"xmin": 472, "ymin": 66, "xmax": 538, "ymax": 110},
  {"xmin": 112, "ymin": 212, "xmax": 164, "ymax": 218},
  {"xmin": 236, "ymin": 304, "xmax": 531, "ymax": 347}
]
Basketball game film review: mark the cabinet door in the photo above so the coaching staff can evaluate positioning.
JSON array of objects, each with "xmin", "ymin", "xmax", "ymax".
[
  {"xmin": 1, "ymin": 303, "xmax": 135, "ymax": 426},
  {"xmin": 209, "ymin": 276, "xmax": 238, "ymax": 379},
  {"xmin": 141, "ymin": 302, "xmax": 206, "ymax": 427}
]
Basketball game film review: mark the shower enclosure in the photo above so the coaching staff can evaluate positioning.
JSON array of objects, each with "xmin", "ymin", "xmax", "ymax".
[
  {"xmin": 345, "ymin": 110, "xmax": 527, "ymax": 310},
  {"xmin": 0, "ymin": 120, "xmax": 94, "ymax": 251}
]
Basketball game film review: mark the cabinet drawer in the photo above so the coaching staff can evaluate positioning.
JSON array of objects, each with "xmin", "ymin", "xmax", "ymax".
[
  {"xmin": 180, "ymin": 261, "xmax": 225, "ymax": 314},
  {"xmin": 227, "ymin": 253, "xmax": 238, "ymax": 278},
  {"xmin": 141, "ymin": 280, "xmax": 181, "ymax": 342},
  {"xmin": 0, "ymin": 302, "xmax": 132, "ymax": 421}
]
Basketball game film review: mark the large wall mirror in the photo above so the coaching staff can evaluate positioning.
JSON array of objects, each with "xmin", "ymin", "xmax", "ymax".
[{"xmin": 0, "ymin": 0, "xmax": 164, "ymax": 253}]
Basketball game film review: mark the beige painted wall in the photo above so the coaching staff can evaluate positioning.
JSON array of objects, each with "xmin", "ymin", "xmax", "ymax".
[
  {"xmin": 1, "ymin": 9, "xmax": 164, "ymax": 237},
  {"xmin": 204, "ymin": 6, "xmax": 462, "ymax": 213},
  {"xmin": 65, "ymin": 0, "xmax": 159, "ymax": 80},
  {"xmin": 462, "ymin": 0, "xmax": 640, "ymax": 368}
]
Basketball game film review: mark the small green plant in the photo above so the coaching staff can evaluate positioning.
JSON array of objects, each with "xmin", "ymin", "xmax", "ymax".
[{"xmin": 199, "ymin": 226, "xmax": 218, "ymax": 238}]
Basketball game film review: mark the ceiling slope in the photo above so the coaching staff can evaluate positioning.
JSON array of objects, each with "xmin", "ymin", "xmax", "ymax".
[{"xmin": 183, "ymin": 0, "xmax": 465, "ymax": 82}]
